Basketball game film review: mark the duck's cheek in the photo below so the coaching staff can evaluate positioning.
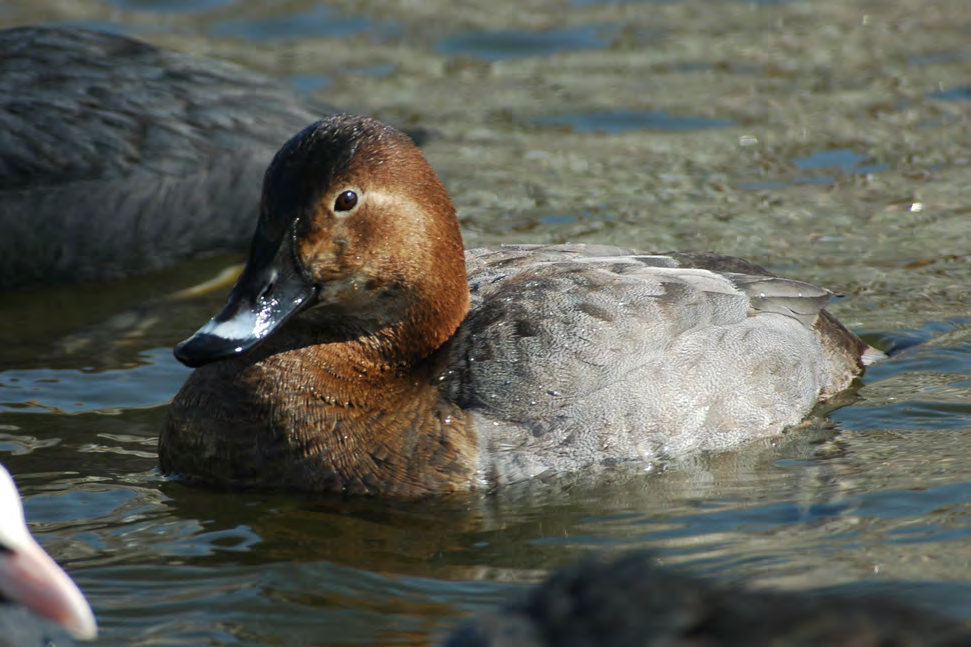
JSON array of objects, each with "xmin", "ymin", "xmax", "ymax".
[
  {"xmin": 298, "ymin": 239, "xmax": 343, "ymax": 275},
  {"xmin": 315, "ymin": 273, "xmax": 408, "ymax": 319},
  {"xmin": 316, "ymin": 273, "xmax": 376, "ymax": 306}
]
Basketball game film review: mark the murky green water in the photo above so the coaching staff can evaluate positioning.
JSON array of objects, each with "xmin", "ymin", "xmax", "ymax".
[{"xmin": 1, "ymin": 0, "xmax": 969, "ymax": 644}]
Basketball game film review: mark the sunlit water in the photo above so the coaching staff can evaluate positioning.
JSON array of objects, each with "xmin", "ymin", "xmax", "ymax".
[{"xmin": 1, "ymin": 0, "xmax": 970, "ymax": 644}]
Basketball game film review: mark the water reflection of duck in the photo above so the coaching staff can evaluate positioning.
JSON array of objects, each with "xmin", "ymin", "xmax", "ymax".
[
  {"xmin": 0, "ymin": 25, "xmax": 335, "ymax": 291},
  {"xmin": 446, "ymin": 551, "xmax": 970, "ymax": 646},
  {"xmin": 161, "ymin": 114, "xmax": 883, "ymax": 496},
  {"xmin": 0, "ymin": 464, "xmax": 97, "ymax": 645}
]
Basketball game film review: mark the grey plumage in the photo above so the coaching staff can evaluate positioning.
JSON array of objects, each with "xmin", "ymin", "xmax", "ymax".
[{"xmin": 443, "ymin": 245, "xmax": 862, "ymax": 485}]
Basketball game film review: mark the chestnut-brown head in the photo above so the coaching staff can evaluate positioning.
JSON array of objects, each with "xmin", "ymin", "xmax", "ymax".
[{"xmin": 174, "ymin": 115, "xmax": 469, "ymax": 368}]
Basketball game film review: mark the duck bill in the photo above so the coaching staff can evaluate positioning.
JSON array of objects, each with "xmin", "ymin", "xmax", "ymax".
[
  {"xmin": 0, "ymin": 534, "xmax": 98, "ymax": 640},
  {"xmin": 174, "ymin": 234, "xmax": 317, "ymax": 368}
]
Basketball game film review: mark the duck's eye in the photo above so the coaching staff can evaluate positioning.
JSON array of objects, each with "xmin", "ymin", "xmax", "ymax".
[{"xmin": 334, "ymin": 190, "xmax": 358, "ymax": 212}]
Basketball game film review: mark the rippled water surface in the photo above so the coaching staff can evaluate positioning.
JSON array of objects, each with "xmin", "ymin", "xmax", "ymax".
[{"xmin": 1, "ymin": 0, "xmax": 970, "ymax": 644}]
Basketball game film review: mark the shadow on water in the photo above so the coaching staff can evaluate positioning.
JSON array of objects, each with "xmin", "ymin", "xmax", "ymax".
[
  {"xmin": 533, "ymin": 109, "xmax": 734, "ymax": 132},
  {"xmin": 739, "ymin": 148, "xmax": 892, "ymax": 190},
  {"xmin": 211, "ymin": 6, "xmax": 386, "ymax": 42},
  {"xmin": 437, "ymin": 25, "xmax": 621, "ymax": 61},
  {"xmin": 927, "ymin": 85, "xmax": 971, "ymax": 102},
  {"xmin": 108, "ymin": 0, "xmax": 233, "ymax": 11}
]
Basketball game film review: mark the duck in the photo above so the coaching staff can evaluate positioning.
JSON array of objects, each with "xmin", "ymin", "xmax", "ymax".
[
  {"xmin": 0, "ymin": 25, "xmax": 334, "ymax": 290},
  {"xmin": 0, "ymin": 464, "xmax": 97, "ymax": 643},
  {"xmin": 445, "ymin": 551, "xmax": 970, "ymax": 646},
  {"xmin": 160, "ymin": 114, "xmax": 882, "ymax": 497}
]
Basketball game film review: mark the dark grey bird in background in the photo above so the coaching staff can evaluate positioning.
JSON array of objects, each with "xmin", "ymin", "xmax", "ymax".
[
  {"xmin": 447, "ymin": 551, "xmax": 971, "ymax": 646},
  {"xmin": 0, "ymin": 26, "xmax": 344, "ymax": 290}
]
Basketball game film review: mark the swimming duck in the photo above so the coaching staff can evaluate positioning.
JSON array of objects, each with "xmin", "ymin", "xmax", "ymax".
[
  {"xmin": 0, "ymin": 25, "xmax": 333, "ymax": 290},
  {"xmin": 0, "ymin": 464, "xmax": 97, "ymax": 643},
  {"xmin": 161, "ymin": 114, "xmax": 881, "ymax": 497},
  {"xmin": 446, "ymin": 552, "xmax": 969, "ymax": 646}
]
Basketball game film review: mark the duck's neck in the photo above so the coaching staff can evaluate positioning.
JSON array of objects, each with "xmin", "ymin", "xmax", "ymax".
[
  {"xmin": 294, "ymin": 286, "xmax": 469, "ymax": 380},
  {"xmin": 247, "ymin": 320, "xmax": 479, "ymax": 496},
  {"xmin": 230, "ymin": 270, "xmax": 474, "ymax": 489}
]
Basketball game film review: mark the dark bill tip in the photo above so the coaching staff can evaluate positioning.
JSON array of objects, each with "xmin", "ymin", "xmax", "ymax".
[{"xmin": 173, "ymin": 332, "xmax": 248, "ymax": 368}]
